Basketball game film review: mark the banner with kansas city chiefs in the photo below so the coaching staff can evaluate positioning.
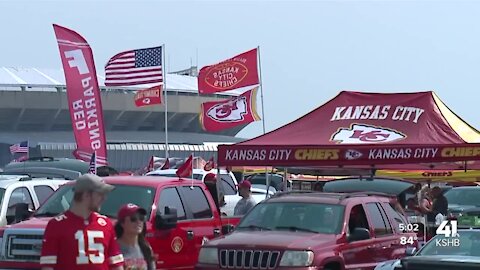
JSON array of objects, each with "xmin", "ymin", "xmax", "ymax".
[
  {"xmin": 134, "ymin": 85, "xmax": 162, "ymax": 107},
  {"xmin": 53, "ymin": 24, "xmax": 108, "ymax": 165},
  {"xmin": 200, "ymin": 87, "xmax": 260, "ymax": 132},
  {"xmin": 217, "ymin": 144, "xmax": 480, "ymax": 167},
  {"xmin": 198, "ymin": 48, "xmax": 259, "ymax": 94}
]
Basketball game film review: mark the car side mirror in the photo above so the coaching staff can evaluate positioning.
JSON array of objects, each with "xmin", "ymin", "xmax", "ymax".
[
  {"xmin": 222, "ymin": 224, "xmax": 235, "ymax": 235},
  {"xmin": 155, "ymin": 206, "xmax": 178, "ymax": 230},
  {"xmin": 14, "ymin": 203, "xmax": 33, "ymax": 223},
  {"xmin": 348, "ymin": 228, "xmax": 370, "ymax": 242},
  {"xmin": 405, "ymin": 246, "xmax": 417, "ymax": 256}
]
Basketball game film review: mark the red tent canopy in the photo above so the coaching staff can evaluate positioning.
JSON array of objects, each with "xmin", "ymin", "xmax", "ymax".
[{"xmin": 218, "ymin": 91, "xmax": 480, "ymax": 170}]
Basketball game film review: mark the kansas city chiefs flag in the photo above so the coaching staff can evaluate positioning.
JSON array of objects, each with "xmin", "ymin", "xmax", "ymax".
[
  {"xmin": 200, "ymin": 87, "xmax": 260, "ymax": 132},
  {"xmin": 198, "ymin": 48, "xmax": 259, "ymax": 94},
  {"xmin": 134, "ymin": 85, "xmax": 162, "ymax": 107},
  {"xmin": 53, "ymin": 24, "xmax": 108, "ymax": 165}
]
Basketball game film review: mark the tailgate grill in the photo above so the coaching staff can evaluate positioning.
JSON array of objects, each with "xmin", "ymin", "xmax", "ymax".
[{"xmin": 220, "ymin": 249, "xmax": 280, "ymax": 269}]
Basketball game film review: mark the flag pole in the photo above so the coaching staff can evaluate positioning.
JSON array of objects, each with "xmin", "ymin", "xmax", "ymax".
[
  {"xmin": 257, "ymin": 46, "xmax": 270, "ymax": 199},
  {"xmin": 162, "ymin": 44, "xmax": 169, "ymax": 158},
  {"xmin": 257, "ymin": 46, "xmax": 266, "ymax": 135}
]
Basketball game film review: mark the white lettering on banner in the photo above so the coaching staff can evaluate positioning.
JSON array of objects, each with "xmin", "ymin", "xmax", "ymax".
[
  {"xmin": 268, "ymin": 150, "xmax": 292, "ymax": 161},
  {"xmin": 69, "ymin": 76, "xmax": 102, "ymax": 150},
  {"xmin": 225, "ymin": 150, "xmax": 267, "ymax": 161},
  {"xmin": 368, "ymin": 148, "xmax": 412, "ymax": 159},
  {"xmin": 413, "ymin": 148, "xmax": 438, "ymax": 159},
  {"xmin": 368, "ymin": 148, "xmax": 439, "ymax": 160},
  {"xmin": 331, "ymin": 105, "xmax": 424, "ymax": 123},
  {"xmin": 64, "ymin": 49, "xmax": 89, "ymax": 75}
]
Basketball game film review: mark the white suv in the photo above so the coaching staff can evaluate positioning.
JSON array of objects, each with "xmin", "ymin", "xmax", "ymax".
[
  {"xmin": 0, "ymin": 175, "xmax": 68, "ymax": 226},
  {"xmin": 146, "ymin": 169, "xmax": 242, "ymax": 216}
]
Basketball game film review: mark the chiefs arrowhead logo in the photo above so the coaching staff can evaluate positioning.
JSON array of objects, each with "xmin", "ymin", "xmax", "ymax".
[
  {"xmin": 331, "ymin": 124, "xmax": 406, "ymax": 144},
  {"xmin": 345, "ymin": 149, "xmax": 363, "ymax": 160},
  {"xmin": 143, "ymin": 98, "xmax": 151, "ymax": 104},
  {"xmin": 207, "ymin": 96, "xmax": 248, "ymax": 122}
]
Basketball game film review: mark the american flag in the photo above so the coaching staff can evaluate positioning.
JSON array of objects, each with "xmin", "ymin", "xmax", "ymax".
[
  {"xmin": 105, "ymin": 46, "xmax": 163, "ymax": 86},
  {"xmin": 9, "ymin": 141, "xmax": 29, "ymax": 154},
  {"xmin": 88, "ymin": 152, "xmax": 97, "ymax": 174}
]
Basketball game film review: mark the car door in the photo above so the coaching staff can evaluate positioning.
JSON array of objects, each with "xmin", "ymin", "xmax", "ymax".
[
  {"xmin": 342, "ymin": 203, "xmax": 377, "ymax": 270},
  {"xmin": 365, "ymin": 202, "xmax": 397, "ymax": 263},
  {"xmin": 152, "ymin": 186, "xmax": 193, "ymax": 269},
  {"xmin": 178, "ymin": 184, "xmax": 222, "ymax": 265}
]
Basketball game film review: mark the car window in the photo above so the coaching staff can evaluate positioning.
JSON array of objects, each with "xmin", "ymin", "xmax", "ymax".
[
  {"xmin": 445, "ymin": 189, "xmax": 480, "ymax": 206},
  {"xmin": 238, "ymin": 202, "xmax": 345, "ymax": 234},
  {"xmin": 35, "ymin": 184, "xmax": 156, "ymax": 219},
  {"xmin": 7, "ymin": 187, "xmax": 34, "ymax": 224},
  {"xmin": 219, "ymin": 174, "xmax": 237, "ymax": 195},
  {"xmin": 377, "ymin": 203, "xmax": 393, "ymax": 234},
  {"xmin": 157, "ymin": 187, "xmax": 186, "ymax": 220},
  {"xmin": 348, "ymin": 204, "xmax": 370, "ymax": 236},
  {"xmin": 180, "ymin": 186, "xmax": 213, "ymax": 219},
  {"xmin": 34, "ymin": 185, "xmax": 55, "ymax": 205},
  {"xmin": 366, "ymin": 203, "xmax": 391, "ymax": 236},
  {"xmin": 382, "ymin": 202, "xmax": 407, "ymax": 229}
]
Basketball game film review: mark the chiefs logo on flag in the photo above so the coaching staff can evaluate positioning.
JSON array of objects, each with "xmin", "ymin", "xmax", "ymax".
[
  {"xmin": 200, "ymin": 87, "xmax": 260, "ymax": 132},
  {"xmin": 198, "ymin": 48, "xmax": 259, "ymax": 94},
  {"xmin": 134, "ymin": 85, "xmax": 162, "ymax": 107}
]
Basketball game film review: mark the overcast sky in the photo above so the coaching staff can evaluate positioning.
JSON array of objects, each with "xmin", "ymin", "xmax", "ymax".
[{"xmin": 2, "ymin": 0, "xmax": 480, "ymax": 139}]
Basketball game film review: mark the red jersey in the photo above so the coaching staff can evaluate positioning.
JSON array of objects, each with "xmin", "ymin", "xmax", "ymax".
[{"xmin": 40, "ymin": 210, "xmax": 124, "ymax": 270}]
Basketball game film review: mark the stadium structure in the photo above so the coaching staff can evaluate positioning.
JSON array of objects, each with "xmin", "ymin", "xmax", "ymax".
[{"xmin": 0, "ymin": 67, "xmax": 246, "ymax": 171}]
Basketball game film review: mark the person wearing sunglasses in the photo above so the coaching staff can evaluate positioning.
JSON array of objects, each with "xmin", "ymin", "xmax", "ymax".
[{"xmin": 115, "ymin": 204, "xmax": 155, "ymax": 270}]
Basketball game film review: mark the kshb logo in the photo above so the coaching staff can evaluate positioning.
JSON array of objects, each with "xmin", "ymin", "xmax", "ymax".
[
  {"xmin": 64, "ymin": 49, "xmax": 89, "ymax": 75},
  {"xmin": 435, "ymin": 220, "xmax": 460, "ymax": 247}
]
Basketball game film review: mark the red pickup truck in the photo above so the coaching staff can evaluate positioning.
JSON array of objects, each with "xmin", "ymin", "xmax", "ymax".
[{"xmin": 0, "ymin": 176, "xmax": 240, "ymax": 270}]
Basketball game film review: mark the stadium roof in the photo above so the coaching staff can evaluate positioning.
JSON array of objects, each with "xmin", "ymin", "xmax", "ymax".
[{"xmin": 0, "ymin": 67, "xmax": 244, "ymax": 95}]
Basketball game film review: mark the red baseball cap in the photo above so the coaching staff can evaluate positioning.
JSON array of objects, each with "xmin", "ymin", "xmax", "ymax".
[
  {"xmin": 117, "ymin": 203, "xmax": 147, "ymax": 221},
  {"xmin": 238, "ymin": 180, "xmax": 252, "ymax": 189}
]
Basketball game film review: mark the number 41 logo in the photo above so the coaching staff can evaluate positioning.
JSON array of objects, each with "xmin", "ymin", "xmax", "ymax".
[{"xmin": 436, "ymin": 220, "xmax": 459, "ymax": 237}]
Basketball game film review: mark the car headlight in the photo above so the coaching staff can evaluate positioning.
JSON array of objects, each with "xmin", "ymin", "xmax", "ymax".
[
  {"xmin": 279, "ymin": 250, "xmax": 314, "ymax": 266},
  {"xmin": 198, "ymin": 247, "xmax": 218, "ymax": 265}
]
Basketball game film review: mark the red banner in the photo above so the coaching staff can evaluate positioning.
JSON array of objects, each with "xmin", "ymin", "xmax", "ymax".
[
  {"xmin": 200, "ymin": 87, "xmax": 260, "ymax": 132},
  {"xmin": 53, "ymin": 24, "xmax": 108, "ymax": 165},
  {"xmin": 217, "ymin": 144, "xmax": 480, "ymax": 167},
  {"xmin": 198, "ymin": 48, "xmax": 259, "ymax": 94},
  {"xmin": 134, "ymin": 85, "xmax": 162, "ymax": 107}
]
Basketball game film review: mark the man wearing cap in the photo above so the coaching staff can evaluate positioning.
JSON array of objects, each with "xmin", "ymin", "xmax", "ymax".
[
  {"xmin": 40, "ymin": 174, "xmax": 125, "ymax": 270},
  {"xmin": 234, "ymin": 180, "xmax": 257, "ymax": 216}
]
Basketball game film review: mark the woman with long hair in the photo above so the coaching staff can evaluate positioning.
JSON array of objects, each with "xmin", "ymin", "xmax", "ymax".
[{"xmin": 115, "ymin": 204, "xmax": 155, "ymax": 270}]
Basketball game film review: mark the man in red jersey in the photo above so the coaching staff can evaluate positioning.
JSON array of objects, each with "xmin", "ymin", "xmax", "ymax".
[{"xmin": 40, "ymin": 174, "xmax": 124, "ymax": 270}]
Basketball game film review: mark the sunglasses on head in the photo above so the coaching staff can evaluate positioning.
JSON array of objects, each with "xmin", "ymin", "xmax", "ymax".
[{"xmin": 129, "ymin": 215, "xmax": 146, "ymax": 222}]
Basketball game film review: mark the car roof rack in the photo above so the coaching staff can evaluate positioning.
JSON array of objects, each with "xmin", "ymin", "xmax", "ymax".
[{"xmin": 339, "ymin": 191, "xmax": 395, "ymax": 200}]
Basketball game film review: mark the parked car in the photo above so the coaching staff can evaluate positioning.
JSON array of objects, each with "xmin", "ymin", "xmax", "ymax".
[
  {"xmin": 444, "ymin": 187, "xmax": 480, "ymax": 219},
  {"xmin": 0, "ymin": 175, "xmax": 67, "ymax": 226},
  {"xmin": 376, "ymin": 229, "xmax": 480, "ymax": 270},
  {"xmin": 3, "ymin": 157, "xmax": 88, "ymax": 179},
  {"xmin": 244, "ymin": 173, "xmax": 291, "ymax": 191},
  {"xmin": 0, "ymin": 175, "xmax": 241, "ymax": 270},
  {"xmin": 196, "ymin": 190, "xmax": 417, "ymax": 270},
  {"xmin": 147, "ymin": 168, "xmax": 241, "ymax": 216}
]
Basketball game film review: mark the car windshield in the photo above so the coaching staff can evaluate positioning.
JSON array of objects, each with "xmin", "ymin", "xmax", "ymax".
[
  {"xmin": 419, "ymin": 231, "xmax": 480, "ymax": 256},
  {"xmin": 34, "ymin": 184, "xmax": 156, "ymax": 219},
  {"xmin": 445, "ymin": 189, "xmax": 480, "ymax": 206},
  {"xmin": 237, "ymin": 202, "xmax": 345, "ymax": 234}
]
